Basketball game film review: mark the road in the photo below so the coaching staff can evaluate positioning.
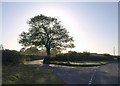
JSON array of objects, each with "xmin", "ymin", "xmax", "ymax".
[
  {"xmin": 45, "ymin": 63, "xmax": 118, "ymax": 85},
  {"xmin": 45, "ymin": 64, "xmax": 99, "ymax": 84},
  {"xmin": 92, "ymin": 63, "xmax": 119, "ymax": 84},
  {"xmin": 27, "ymin": 60, "xmax": 119, "ymax": 85}
]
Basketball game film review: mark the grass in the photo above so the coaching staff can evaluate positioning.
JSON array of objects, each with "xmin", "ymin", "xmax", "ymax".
[
  {"xmin": 50, "ymin": 61, "xmax": 108, "ymax": 67},
  {"xmin": 2, "ymin": 65, "xmax": 65, "ymax": 84}
]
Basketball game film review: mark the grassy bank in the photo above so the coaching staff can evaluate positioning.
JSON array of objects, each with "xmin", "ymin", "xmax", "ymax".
[
  {"xmin": 2, "ymin": 65, "xmax": 64, "ymax": 84},
  {"xmin": 50, "ymin": 61, "xmax": 108, "ymax": 67}
]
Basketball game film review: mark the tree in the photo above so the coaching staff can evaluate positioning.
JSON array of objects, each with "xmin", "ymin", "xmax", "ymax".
[
  {"xmin": 20, "ymin": 47, "xmax": 26, "ymax": 54},
  {"xmin": 51, "ymin": 48, "xmax": 60, "ymax": 57},
  {"xmin": 39, "ymin": 49, "xmax": 47, "ymax": 56},
  {"xmin": 18, "ymin": 14, "xmax": 75, "ymax": 64},
  {"xmin": 24, "ymin": 47, "xmax": 40, "ymax": 55}
]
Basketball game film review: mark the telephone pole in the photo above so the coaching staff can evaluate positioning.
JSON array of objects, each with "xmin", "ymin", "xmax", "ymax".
[{"xmin": 113, "ymin": 46, "xmax": 115, "ymax": 56}]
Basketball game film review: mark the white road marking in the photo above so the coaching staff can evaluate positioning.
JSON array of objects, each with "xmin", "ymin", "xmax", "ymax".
[
  {"xmin": 88, "ymin": 70, "xmax": 96, "ymax": 85},
  {"xmin": 88, "ymin": 66, "xmax": 99, "ymax": 85}
]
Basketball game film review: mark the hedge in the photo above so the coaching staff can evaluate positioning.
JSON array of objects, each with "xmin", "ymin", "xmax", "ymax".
[
  {"xmin": 2, "ymin": 50, "xmax": 23, "ymax": 65},
  {"xmin": 50, "ymin": 53, "xmax": 117, "ymax": 62}
]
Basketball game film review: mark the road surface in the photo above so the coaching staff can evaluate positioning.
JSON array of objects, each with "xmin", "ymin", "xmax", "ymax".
[
  {"xmin": 45, "ymin": 63, "xmax": 118, "ymax": 85},
  {"xmin": 27, "ymin": 60, "xmax": 119, "ymax": 85}
]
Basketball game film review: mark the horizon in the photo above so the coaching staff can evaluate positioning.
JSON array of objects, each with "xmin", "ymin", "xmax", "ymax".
[
  {"xmin": 1, "ymin": 2, "xmax": 118, "ymax": 55},
  {"xmin": 0, "ymin": 45, "xmax": 118, "ymax": 56}
]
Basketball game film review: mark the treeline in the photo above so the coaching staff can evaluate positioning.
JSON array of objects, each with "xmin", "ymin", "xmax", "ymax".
[
  {"xmin": 2, "ymin": 49, "xmax": 119, "ymax": 65},
  {"xmin": 50, "ymin": 51, "xmax": 118, "ymax": 62},
  {"xmin": 20, "ymin": 47, "xmax": 59, "ymax": 57},
  {"xmin": 2, "ymin": 47, "xmax": 58, "ymax": 65}
]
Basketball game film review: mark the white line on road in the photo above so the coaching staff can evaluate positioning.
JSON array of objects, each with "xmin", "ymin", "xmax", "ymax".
[
  {"xmin": 88, "ymin": 66, "xmax": 99, "ymax": 85},
  {"xmin": 88, "ymin": 70, "xmax": 96, "ymax": 85}
]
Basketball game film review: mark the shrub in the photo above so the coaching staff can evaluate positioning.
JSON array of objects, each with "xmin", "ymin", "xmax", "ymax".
[
  {"xmin": 68, "ymin": 51, "xmax": 77, "ymax": 54},
  {"xmin": 83, "ymin": 51, "xmax": 90, "ymax": 57},
  {"xmin": 2, "ymin": 49, "xmax": 23, "ymax": 65},
  {"xmin": 103, "ymin": 53, "xmax": 111, "ymax": 56}
]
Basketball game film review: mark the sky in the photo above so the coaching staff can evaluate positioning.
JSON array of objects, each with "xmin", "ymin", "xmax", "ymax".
[{"xmin": 1, "ymin": 2, "xmax": 118, "ymax": 55}]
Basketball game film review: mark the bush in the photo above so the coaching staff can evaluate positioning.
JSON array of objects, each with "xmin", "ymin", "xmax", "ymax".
[
  {"xmin": 2, "ymin": 49, "xmax": 23, "ymax": 65},
  {"xmin": 83, "ymin": 51, "xmax": 90, "ymax": 57},
  {"xmin": 103, "ymin": 53, "xmax": 111, "ymax": 56},
  {"xmin": 68, "ymin": 51, "xmax": 77, "ymax": 54}
]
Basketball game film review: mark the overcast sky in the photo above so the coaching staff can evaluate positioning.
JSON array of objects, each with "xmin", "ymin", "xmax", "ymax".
[{"xmin": 2, "ymin": 2, "xmax": 118, "ymax": 55}]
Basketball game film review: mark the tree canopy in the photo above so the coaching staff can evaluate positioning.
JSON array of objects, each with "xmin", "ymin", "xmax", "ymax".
[{"xmin": 19, "ymin": 14, "xmax": 75, "ymax": 64}]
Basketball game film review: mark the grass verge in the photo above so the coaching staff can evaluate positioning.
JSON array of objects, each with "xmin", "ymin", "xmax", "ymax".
[
  {"xmin": 2, "ymin": 65, "xmax": 65, "ymax": 84},
  {"xmin": 50, "ymin": 61, "xmax": 108, "ymax": 67}
]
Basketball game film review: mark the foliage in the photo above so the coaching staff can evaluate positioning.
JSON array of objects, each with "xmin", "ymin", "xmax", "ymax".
[
  {"xmin": 18, "ymin": 14, "xmax": 75, "ymax": 64},
  {"xmin": 50, "ymin": 52, "xmax": 116, "ymax": 62},
  {"xmin": 103, "ymin": 53, "xmax": 111, "ymax": 56},
  {"xmin": 68, "ymin": 51, "xmax": 77, "ymax": 54},
  {"xmin": 51, "ymin": 48, "xmax": 61, "ymax": 57},
  {"xmin": 20, "ymin": 47, "xmax": 47, "ymax": 56},
  {"xmin": 21, "ymin": 47, "xmax": 40, "ymax": 55},
  {"xmin": 39, "ymin": 49, "xmax": 47, "ymax": 56},
  {"xmin": 83, "ymin": 51, "xmax": 90, "ymax": 57},
  {"xmin": 20, "ymin": 47, "xmax": 26, "ymax": 54},
  {"xmin": 2, "ymin": 49, "xmax": 23, "ymax": 65}
]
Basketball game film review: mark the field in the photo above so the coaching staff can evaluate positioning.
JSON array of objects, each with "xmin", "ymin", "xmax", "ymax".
[{"xmin": 2, "ymin": 65, "xmax": 64, "ymax": 84}]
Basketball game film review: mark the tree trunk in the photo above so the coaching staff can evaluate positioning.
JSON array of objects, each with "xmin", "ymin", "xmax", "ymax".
[
  {"xmin": 47, "ymin": 48, "xmax": 51, "ymax": 57},
  {"xmin": 43, "ymin": 47, "xmax": 51, "ymax": 64}
]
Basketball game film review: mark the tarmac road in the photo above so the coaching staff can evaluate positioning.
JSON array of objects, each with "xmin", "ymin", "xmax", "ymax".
[
  {"xmin": 45, "ymin": 64, "xmax": 99, "ymax": 84},
  {"xmin": 92, "ymin": 63, "xmax": 119, "ymax": 84},
  {"xmin": 44, "ymin": 63, "xmax": 119, "ymax": 85},
  {"xmin": 27, "ymin": 60, "xmax": 119, "ymax": 85}
]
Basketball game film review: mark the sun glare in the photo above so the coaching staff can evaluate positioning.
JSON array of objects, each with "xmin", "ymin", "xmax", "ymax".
[
  {"xmin": 37, "ymin": 6, "xmax": 87, "ymax": 53},
  {"xmin": 40, "ymin": 6, "xmax": 79, "ymax": 32}
]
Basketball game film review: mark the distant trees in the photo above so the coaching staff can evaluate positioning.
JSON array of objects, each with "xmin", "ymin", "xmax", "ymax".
[
  {"xmin": 68, "ymin": 51, "xmax": 77, "ymax": 54},
  {"xmin": 18, "ymin": 14, "xmax": 75, "ymax": 64},
  {"xmin": 20, "ymin": 47, "xmax": 60, "ymax": 57},
  {"xmin": 51, "ymin": 48, "xmax": 61, "ymax": 57},
  {"xmin": 103, "ymin": 53, "xmax": 111, "ymax": 56},
  {"xmin": 20, "ymin": 47, "xmax": 39, "ymax": 55},
  {"xmin": 20, "ymin": 47, "xmax": 25, "ymax": 53},
  {"xmin": 39, "ymin": 49, "xmax": 47, "ymax": 56}
]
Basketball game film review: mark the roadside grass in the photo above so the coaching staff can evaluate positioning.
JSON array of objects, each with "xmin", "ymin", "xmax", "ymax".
[
  {"xmin": 50, "ymin": 61, "xmax": 108, "ymax": 67},
  {"xmin": 2, "ymin": 65, "xmax": 65, "ymax": 84}
]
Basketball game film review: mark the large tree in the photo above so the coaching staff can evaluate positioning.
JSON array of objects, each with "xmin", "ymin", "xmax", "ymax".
[{"xmin": 19, "ymin": 14, "xmax": 75, "ymax": 64}]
